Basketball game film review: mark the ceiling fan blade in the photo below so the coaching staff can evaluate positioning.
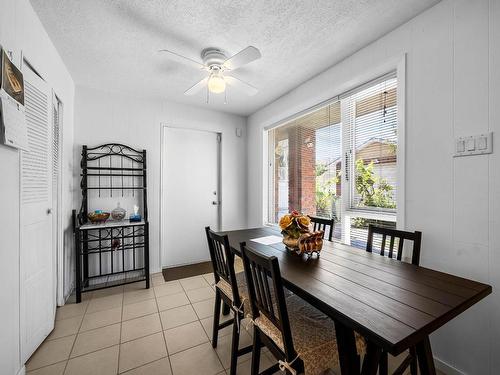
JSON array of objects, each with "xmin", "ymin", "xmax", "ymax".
[
  {"xmin": 225, "ymin": 76, "xmax": 258, "ymax": 96},
  {"xmin": 223, "ymin": 46, "xmax": 261, "ymax": 70},
  {"xmin": 159, "ymin": 49, "xmax": 206, "ymax": 70},
  {"xmin": 184, "ymin": 77, "xmax": 209, "ymax": 95}
]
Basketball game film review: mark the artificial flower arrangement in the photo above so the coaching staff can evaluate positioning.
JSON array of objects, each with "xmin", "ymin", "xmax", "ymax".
[
  {"xmin": 279, "ymin": 210, "xmax": 311, "ymax": 238},
  {"xmin": 279, "ymin": 210, "xmax": 324, "ymax": 257}
]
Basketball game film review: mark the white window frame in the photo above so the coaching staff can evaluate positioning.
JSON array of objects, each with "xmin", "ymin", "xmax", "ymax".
[{"xmin": 263, "ymin": 55, "xmax": 406, "ymax": 241}]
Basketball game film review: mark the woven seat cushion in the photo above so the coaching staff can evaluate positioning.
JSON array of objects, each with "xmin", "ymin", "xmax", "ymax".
[
  {"xmin": 215, "ymin": 272, "xmax": 250, "ymax": 314},
  {"xmin": 217, "ymin": 271, "xmax": 295, "ymax": 320},
  {"xmin": 254, "ymin": 295, "xmax": 366, "ymax": 375}
]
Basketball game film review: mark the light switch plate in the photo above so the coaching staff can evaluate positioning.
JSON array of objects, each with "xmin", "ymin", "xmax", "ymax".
[
  {"xmin": 454, "ymin": 132, "xmax": 493, "ymax": 157},
  {"xmin": 465, "ymin": 138, "xmax": 475, "ymax": 151}
]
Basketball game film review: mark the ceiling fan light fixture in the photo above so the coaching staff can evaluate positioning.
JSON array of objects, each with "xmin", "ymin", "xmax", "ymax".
[
  {"xmin": 161, "ymin": 46, "xmax": 261, "ymax": 99},
  {"xmin": 208, "ymin": 73, "xmax": 226, "ymax": 94}
]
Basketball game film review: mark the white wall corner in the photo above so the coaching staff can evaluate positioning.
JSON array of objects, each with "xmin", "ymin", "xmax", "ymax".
[{"xmin": 63, "ymin": 280, "xmax": 75, "ymax": 305}]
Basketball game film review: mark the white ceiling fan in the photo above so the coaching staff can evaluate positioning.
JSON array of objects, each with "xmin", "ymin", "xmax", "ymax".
[{"xmin": 159, "ymin": 46, "xmax": 261, "ymax": 101}]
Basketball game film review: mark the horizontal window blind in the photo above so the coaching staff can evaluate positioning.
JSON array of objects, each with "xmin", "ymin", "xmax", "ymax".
[
  {"xmin": 269, "ymin": 102, "xmax": 342, "ymax": 239},
  {"xmin": 344, "ymin": 75, "xmax": 398, "ymax": 213}
]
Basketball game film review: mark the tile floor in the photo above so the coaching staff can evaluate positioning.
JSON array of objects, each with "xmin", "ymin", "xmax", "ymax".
[{"xmin": 25, "ymin": 272, "xmax": 444, "ymax": 375}]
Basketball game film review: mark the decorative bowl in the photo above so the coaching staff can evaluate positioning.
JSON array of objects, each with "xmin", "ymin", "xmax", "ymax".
[
  {"xmin": 283, "ymin": 230, "xmax": 324, "ymax": 258},
  {"xmin": 282, "ymin": 235, "xmax": 300, "ymax": 250},
  {"xmin": 87, "ymin": 212, "xmax": 110, "ymax": 223}
]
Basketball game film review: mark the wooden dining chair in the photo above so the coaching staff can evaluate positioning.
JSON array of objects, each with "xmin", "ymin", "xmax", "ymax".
[
  {"xmin": 366, "ymin": 224, "xmax": 422, "ymax": 265},
  {"xmin": 205, "ymin": 227, "xmax": 252, "ymax": 375},
  {"xmin": 308, "ymin": 216, "xmax": 335, "ymax": 242},
  {"xmin": 366, "ymin": 224, "xmax": 422, "ymax": 375},
  {"xmin": 240, "ymin": 242, "xmax": 365, "ymax": 375}
]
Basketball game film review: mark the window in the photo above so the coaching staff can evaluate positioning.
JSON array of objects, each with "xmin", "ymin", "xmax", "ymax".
[
  {"xmin": 268, "ymin": 102, "xmax": 343, "ymax": 239},
  {"xmin": 267, "ymin": 73, "xmax": 399, "ymax": 248},
  {"xmin": 344, "ymin": 77, "xmax": 398, "ymax": 213}
]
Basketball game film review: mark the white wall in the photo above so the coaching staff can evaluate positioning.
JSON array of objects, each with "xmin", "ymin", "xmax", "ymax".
[
  {"xmin": 247, "ymin": 0, "xmax": 499, "ymax": 374},
  {"xmin": 74, "ymin": 86, "xmax": 247, "ymax": 274},
  {"xmin": 0, "ymin": 0, "xmax": 75, "ymax": 374}
]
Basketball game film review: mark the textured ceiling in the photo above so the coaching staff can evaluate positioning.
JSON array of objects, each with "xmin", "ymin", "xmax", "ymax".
[{"xmin": 30, "ymin": 0, "xmax": 439, "ymax": 116}]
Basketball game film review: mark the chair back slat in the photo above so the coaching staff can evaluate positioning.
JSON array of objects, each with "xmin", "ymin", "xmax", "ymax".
[
  {"xmin": 388, "ymin": 236, "xmax": 395, "ymax": 258},
  {"xmin": 240, "ymin": 242, "xmax": 296, "ymax": 358},
  {"xmin": 205, "ymin": 226, "xmax": 241, "ymax": 305},
  {"xmin": 366, "ymin": 224, "xmax": 422, "ymax": 265},
  {"xmin": 381, "ymin": 234, "xmax": 386, "ymax": 256},
  {"xmin": 397, "ymin": 238, "xmax": 404, "ymax": 261},
  {"xmin": 308, "ymin": 216, "xmax": 334, "ymax": 241}
]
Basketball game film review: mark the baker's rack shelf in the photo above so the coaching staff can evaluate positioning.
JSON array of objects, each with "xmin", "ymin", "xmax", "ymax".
[{"xmin": 73, "ymin": 143, "xmax": 150, "ymax": 303}]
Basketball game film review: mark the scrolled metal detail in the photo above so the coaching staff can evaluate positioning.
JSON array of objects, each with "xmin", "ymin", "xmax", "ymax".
[{"xmin": 85, "ymin": 143, "xmax": 144, "ymax": 163}]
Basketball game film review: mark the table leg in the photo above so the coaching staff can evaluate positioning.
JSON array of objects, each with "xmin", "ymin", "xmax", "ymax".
[
  {"xmin": 334, "ymin": 321, "xmax": 361, "ymax": 375},
  {"xmin": 222, "ymin": 301, "xmax": 231, "ymax": 316},
  {"xmin": 361, "ymin": 341, "xmax": 382, "ymax": 375},
  {"xmin": 416, "ymin": 336, "xmax": 437, "ymax": 375}
]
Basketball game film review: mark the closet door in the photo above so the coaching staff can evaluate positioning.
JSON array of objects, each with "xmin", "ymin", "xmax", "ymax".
[{"xmin": 19, "ymin": 65, "xmax": 55, "ymax": 363}]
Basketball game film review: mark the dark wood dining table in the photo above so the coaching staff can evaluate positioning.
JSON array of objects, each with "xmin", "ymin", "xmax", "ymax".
[{"xmin": 218, "ymin": 226, "xmax": 492, "ymax": 375}]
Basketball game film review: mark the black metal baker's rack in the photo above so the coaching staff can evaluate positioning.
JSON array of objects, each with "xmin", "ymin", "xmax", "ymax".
[{"xmin": 73, "ymin": 143, "xmax": 149, "ymax": 303}]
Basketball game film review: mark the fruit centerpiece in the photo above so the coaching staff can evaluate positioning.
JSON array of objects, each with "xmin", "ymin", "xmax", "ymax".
[{"xmin": 279, "ymin": 211, "xmax": 324, "ymax": 258}]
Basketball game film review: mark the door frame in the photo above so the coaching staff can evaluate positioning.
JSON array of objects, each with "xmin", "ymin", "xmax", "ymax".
[
  {"xmin": 159, "ymin": 124, "xmax": 222, "ymax": 271},
  {"xmin": 52, "ymin": 92, "xmax": 65, "ymax": 306}
]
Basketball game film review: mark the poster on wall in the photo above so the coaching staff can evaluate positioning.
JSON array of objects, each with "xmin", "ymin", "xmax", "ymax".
[{"xmin": 0, "ymin": 48, "xmax": 29, "ymax": 150}]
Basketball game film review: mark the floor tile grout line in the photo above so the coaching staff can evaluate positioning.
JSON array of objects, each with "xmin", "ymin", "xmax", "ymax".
[
  {"xmin": 42, "ymin": 274, "xmax": 229, "ymax": 374},
  {"xmin": 117, "ymin": 288, "xmax": 125, "ymax": 375},
  {"xmin": 27, "ymin": 336, "xmax": 251, "ymax": 375},
  {"xmin": 153, "ymin": 278, "xmax": 174, "ymax": 375},
  {"xmin": 120, "ymin": 325, "xmax": 164, "ymax": 345},
  {"xmin": 62, "ymin": 293, "xmax": 91, "ymax": 374},
  {"xmin": 158, "ymin": 274, "xmax": 221, "ymax": 372},
  {"xmin": 45, "ymin": 315, "xmax": 84, "ymax": 342},
  {"xmin": 122, "ymin": 309, "xmax": 159, "ymax": 323},
  {"xmin": 67, "ymin": 343, "xmax": 121, "ymax": 364},
  {"xmin": 193, "ymin": 297, "xmax": 227, "ymax": 373},
  {"xmin": 119, "ymin": 356, "xmax": 169, "ymax": 375},
  {"xmin": 25, "ymin": 359, "xmax": 68, "ymax": 374}
]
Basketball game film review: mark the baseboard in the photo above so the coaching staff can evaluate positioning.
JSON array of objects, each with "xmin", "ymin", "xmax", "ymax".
[
  {"xmin": 150, "ymin": 267, "xmax": 162, "ymax": 275},
  {"xmin": 62, "ymin": 281, "xmax": 75, "ymax": 306},
  {"xmin": 434, "ymin": 356, "xmax": 466, "ymax": 375},
  {"xmin": 16, "ymin": 365, "xmax": 26, "ymax": 375}
]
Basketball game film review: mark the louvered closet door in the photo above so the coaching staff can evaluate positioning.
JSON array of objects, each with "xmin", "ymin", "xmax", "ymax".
[{"xmin": 20, "ymin": 66, "xmax": 55, "ymax": 363}]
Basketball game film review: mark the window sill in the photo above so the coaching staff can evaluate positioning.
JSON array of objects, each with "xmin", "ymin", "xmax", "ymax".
[{"xmin": 344, "ymin": 209, "xmax": 396, "ymax": 222}]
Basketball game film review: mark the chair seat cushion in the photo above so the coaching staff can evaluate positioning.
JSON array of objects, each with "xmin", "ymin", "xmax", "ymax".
[
  {"xmin": 254, "ymin": 295, "xmax": 366, "ymax": 375},
  {"xmin": 215, "ymin": 272, "xmax": 250, "ymax": 313},
  {"xmin": 215, "ymin": 263, "xmax": 293, "ymax": 316}
]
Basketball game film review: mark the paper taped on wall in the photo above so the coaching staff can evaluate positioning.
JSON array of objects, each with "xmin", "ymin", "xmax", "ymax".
[{"xmin": 0, "ymin": 48, "xmax": 28, "ymax": 150}]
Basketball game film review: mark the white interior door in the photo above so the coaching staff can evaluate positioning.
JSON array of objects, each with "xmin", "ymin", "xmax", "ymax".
[
  {"xmin": 162, "ymin": 127, "xmax": 220, "ymax": 268},
  {"xmin": 20, "ymin": 65, "xmax": 55, "ymax": 363}
]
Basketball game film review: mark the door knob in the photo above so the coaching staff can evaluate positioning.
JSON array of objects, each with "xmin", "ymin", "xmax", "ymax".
[
  {"xmin": 47, "ymin": 208, "xmax": 52, "ymax": 214},
  {"xmin": 212, "ymin": 201, "xmax": 220, "ymax": 205}
]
